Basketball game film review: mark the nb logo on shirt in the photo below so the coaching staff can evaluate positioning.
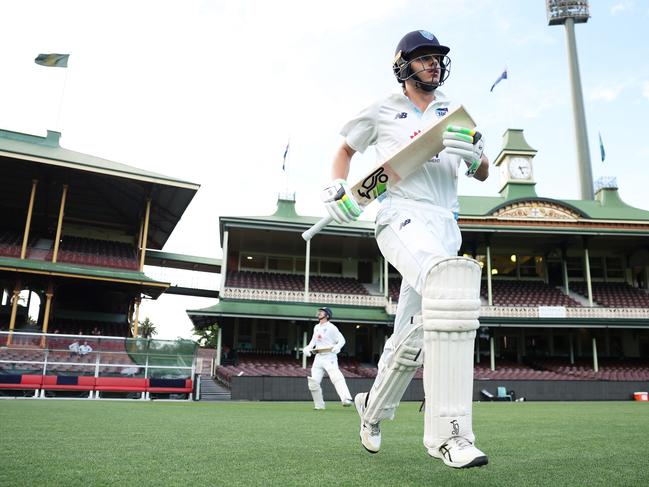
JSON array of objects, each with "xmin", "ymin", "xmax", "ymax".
[
  {"xmin": 394, "ymin": 112, "xmax": 408, "ymax": 119},
  {"xmin": 399, "ymin": 218, "xmax": 411, "ymax": 230}
]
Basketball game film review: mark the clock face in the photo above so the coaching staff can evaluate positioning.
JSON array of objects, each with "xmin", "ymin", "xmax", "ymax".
[{"xmin": 509, "ymin": 157, "xmax": 532, "ymax": 179}]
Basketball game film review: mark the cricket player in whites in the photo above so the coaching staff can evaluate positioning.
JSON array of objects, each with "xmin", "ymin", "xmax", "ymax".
[
  {"xmin": 303, "ymin": 307, "xmax": 353, "ymax": 409},
  {"xmin": 320, "ymin": 30, "xmax": 489, "ymax": 468}
]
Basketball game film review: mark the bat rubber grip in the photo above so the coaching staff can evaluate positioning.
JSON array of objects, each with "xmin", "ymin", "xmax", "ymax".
[{"xmin": 302, "ymin": 215, "xmax": 333, "ymax": 241}]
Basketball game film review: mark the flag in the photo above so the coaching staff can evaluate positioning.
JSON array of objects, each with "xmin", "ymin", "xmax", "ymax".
[
  {"xmin": 490, "ymin": 68, "xmax": 507, "ymax": 92},
  {"xmin": 598, "ymin": 132, "xmax": 606, "ymax": 162},
  {"xmin": 282, "ymin": 141, "xmax": 290, "ymax": 171},
  {"xmin": 34, "ymin": 53, "xmax": 70, "ymax": 68}
]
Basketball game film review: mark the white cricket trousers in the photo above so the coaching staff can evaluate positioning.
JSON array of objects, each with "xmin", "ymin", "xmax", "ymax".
[
  {"xmin": 311, "ymin": 352, "xmax": 342, "ymax": 383},
  {"xmin": 375, "ymin": 200, "xmax": 461, "ymax": 354}
]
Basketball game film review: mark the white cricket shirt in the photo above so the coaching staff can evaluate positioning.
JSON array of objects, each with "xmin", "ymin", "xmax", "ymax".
[
  {"xmin": 306, "ymin": 321, "xmax": 345, "ymax": 351},
  {"xmin": 341, "ymin": 90, "xmax": 462, "ymax": 213}
]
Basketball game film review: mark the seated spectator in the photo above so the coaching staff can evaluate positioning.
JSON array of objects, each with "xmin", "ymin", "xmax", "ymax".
[
  {"xmin": 79, "ymin": 341, "xmax": 93, "ymax": 355},
  {"xmin": 69, "ymin": 340, "xmax": 80, "ymax": 356},
  {"xmin": 91, "ymin": 326, "xmax": 101, "ymax": 336}
]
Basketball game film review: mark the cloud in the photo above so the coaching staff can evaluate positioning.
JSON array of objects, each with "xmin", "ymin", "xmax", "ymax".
[
  {"xmin": 611, "ymin": 1, "xmax": 633, "ymax": 15},
  {"xmin": 642, "ymin": 81, "xmax": 649, "ymax": 101},
  {"xmin": 588, "ymin": 80, "xmax": 634, "ymax": 102}
]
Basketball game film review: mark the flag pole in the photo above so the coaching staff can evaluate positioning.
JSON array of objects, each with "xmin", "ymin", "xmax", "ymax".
[{"xmin": 55, "ymin": 66, "xmax": 70, "ymax": 132}]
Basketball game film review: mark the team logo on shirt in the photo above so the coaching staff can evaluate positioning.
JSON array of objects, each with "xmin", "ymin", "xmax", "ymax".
[
  {"xmin": 410, "ymin": 130, "xmax": 422, "ymax": 139},
  {"xmin": 436, "ymin": 107, "xmax": 448, "ymax": 117},
  {"xmin": 394, "ymin": 112, "xmax": 408, "ymax": 119}
]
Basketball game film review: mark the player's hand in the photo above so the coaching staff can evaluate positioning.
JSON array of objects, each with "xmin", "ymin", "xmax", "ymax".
[
  {"xmin": 321, "ymin": 179, "xmax": 362, "ymax": 224},
  {"xmin": 331, "ymin": 345, "xmax": 341, "ymax": 354},
  {"xmin": 443, "ymin": 126, "xmax": 484, "ymax": 177},
  {"xmin": 303, "ymin": 347, "xmax": 312, "ymax": 358}
]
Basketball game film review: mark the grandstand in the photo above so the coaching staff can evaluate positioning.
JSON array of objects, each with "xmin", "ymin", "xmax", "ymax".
[
  {"xmin": 0, "ymin": 128, "xmax": 200, "ymax": 399},
  {"xmin": 188, "ymin": 129, "xmax": 649, "ymax": 401}
]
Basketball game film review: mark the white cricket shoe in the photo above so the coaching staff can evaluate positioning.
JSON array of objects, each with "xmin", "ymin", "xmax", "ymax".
[
  {"xmin": 354, "ymin": 393, "xmax": 381, "ymax": 453},
  {"xmin": 342, "ymin": 398, "xmax": 353, "ymax": 407},
  {"xmin": 428, "ymin": 436, "xmax": 488, "ymax": 469}
]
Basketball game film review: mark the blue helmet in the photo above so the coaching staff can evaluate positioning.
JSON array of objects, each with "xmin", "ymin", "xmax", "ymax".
[
  {"xmin": 318, "ymin": 307, "xmax": 333, "ymax": 319},
  {"xmin": 393, "ymin": 30, "xmax": 451, "ymax": 90}
]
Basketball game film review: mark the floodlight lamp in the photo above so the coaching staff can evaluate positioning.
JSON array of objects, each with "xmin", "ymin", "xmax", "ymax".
[{"xmin": 546, "ymin": 0, "xmax": 590, "ymax": 26}]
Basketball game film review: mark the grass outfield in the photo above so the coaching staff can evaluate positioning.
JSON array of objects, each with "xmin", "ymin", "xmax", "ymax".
[{"xmin": 1, "ymin": 400, "xmax": 648, "ymax": 486}]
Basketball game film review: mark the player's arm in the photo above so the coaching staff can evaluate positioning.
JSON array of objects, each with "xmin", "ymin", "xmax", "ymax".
[
  {"xmin": 332, "ymin": 142, "xmax": 356, "ymax": 179},
  {"xmin": 321, "ymin": 142, "xmax": 362, "ymax": 223},
  {"xmin": 331, "ymin": 326, "xmax": 346, "ymax": 354}
]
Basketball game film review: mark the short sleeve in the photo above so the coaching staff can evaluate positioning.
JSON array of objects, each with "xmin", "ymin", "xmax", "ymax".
[{"xmin": 340, "ymin": 101, "xmax": 380, "ymax": 154}]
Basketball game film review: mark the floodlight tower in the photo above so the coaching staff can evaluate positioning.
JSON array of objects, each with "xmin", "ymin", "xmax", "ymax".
[{"xmin": 546, "ymin": 0, "xmax": 594, "ymax": 200}]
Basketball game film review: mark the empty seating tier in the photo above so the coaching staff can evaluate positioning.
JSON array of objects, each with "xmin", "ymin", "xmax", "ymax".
[
  {"xmin": 482, "ymin": 280, "xmax": 581, "ymax": 307},
  {"xmin": 226, "ymin": 271, "xmax": 369, "ymax": 295},
  {"xmin": 570, "ymin": 282, "xmax": 649, "ymax": 308}
]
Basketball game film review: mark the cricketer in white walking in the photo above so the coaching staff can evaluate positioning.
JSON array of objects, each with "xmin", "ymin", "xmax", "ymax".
[
  {"xmin": 303, "ymin": 307, "xmax": 353, "ymax": 410},
  {"xmin": 320, "ymin": 30, "xmax": 489, "ymax": 469}
]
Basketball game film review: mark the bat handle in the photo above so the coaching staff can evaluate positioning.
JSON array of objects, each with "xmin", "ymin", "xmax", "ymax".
[{"xmin": 302, "ymin": 215, "xmax": 333, "ymax": 241}]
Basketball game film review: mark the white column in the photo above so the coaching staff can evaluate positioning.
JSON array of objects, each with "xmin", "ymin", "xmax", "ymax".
[
  {"xmin": 584, "ymin": 247, "xmax": 593, "ymax": 306},
  {"xmin": 304, "ymin": 240, "xmax": 311, "ymax": 302},
  {"xmin": 216, "ymin": 325, "xmax": 222, "ymax": 367},
  {"xmin": 562, "ymin": 258, "xmax": 570, "ymax": 295},
  {"xmin": 219, "ymin": 230, "xmax": 229, "ymax": 293},
  {"xmin": 486, "ymin": 245, "xmax": 493, "ymax": 306},
  {"xmin": 302, "ymin": 331, "xmax": 308, "ymax": 369},
  {"xmin": 592, "ymin": 337, "xmax": 598, "ymax": 373},
  {"xmin": 569, "ymin": 334, "xmax": 575, "ymax": 365},
  {"xmin": 489, "ymin": 336, "xmax": 495, "ymax": 371}
]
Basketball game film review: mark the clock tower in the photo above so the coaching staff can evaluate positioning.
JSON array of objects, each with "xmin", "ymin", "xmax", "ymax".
[{"xmin": 493, "ymin": 128, "xmax": 538, "ymax": 199}]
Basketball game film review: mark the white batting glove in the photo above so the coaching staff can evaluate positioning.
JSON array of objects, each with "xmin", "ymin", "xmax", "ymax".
[
  {"xmin": 321, "ymin": 179, "xmax": 362, "ymax": 224},
  {"xmin": 331, "ymin": 345, "xmax": 341, "ymax": 354},
  {"xmin": 443, "ymin": 125, "xmax": 484, "ymax": 178},
  {"xmin": 302, "ymin": 347, "xmax": 312, "ymax": 358}
]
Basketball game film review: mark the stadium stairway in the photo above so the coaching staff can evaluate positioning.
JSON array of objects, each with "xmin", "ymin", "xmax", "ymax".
[{"xmin": 199, "ymin": 377, "xmax": 231, "ymax": 401}]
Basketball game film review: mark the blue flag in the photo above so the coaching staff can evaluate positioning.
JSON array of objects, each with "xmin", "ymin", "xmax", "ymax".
[
  {"xmin": 35, "ymin": 53, "xmax": 70, "ymax": 68},
  {"xmin": 490, "ymin": 68, "xmax": 507, "ymax": 92},
  {"xmin": 282, "ymin": 141, "xmax": 290, "ymax": 170},
  {"xmin": 598, "ymin": 132, "xmax": 605, "ymax": 162}
]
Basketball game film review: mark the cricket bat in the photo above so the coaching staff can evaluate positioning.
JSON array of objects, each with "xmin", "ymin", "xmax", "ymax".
[{"xmin": 301, "ymin": 105, "xmax": 476, "ymax": 241}]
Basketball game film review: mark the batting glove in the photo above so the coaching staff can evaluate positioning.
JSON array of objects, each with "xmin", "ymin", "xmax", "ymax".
[
  {"xmin": 442, "ymin": 125, "xmax": 484, "ymax": 178},
  {"xmin": 321, "ymin": 179, "xmax": 362, "ymax": 223},
  {"xmin": 302, "ymin": 347, "xmax": 312, "ymax": 358}
]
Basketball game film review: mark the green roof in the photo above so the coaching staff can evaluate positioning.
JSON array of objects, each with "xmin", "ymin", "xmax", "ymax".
[
  {"xmin": 0, "ymin": 256, "xmax": 169, "ymax": 298},
  {"xmin": 458, "ymin": 188, "xmax": 649, "ymax": 221},
  {"xmin": 0, "ymin": 129, "xmax": 199, "ymax": 190},
  {"xmin": 187, "ymin": 299, "xmax": 393, "ymax": 325}
]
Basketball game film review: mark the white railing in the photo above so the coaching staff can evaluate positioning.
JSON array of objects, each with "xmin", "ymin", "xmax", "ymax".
[
  {"xmin": 222, "ymin": 287, "xmax": 649, "ymax": 320},
  {"xmin": 480, "ymin": 306, "xmax": 649, "ymax": 320},
  {"xmin": 222, "ymin": 287, "xmax": 386, "ymax": 307}
]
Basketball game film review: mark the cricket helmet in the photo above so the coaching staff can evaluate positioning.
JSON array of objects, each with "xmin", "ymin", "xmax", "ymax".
[
  {"xmin": 318, "ymin": 307, "xmax": 333, "ymax": 319},
  {"xmin": 393, "ymin": 30, "xmax": 451, "ymax": 90}
]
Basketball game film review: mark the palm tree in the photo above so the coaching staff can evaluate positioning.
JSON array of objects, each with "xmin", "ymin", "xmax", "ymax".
[{"xmin": 139, "ymin": 317, "xmax": 157, "ymax": 338}]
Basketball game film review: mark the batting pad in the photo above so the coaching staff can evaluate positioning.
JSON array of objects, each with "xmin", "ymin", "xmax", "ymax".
[
  {"xmin": 307, "ymin": 376, "xmax": 325, "ymax": 409},
  {"xmin": 328, "ymin": 368, "xmax": 352, "ymax": 403},
  {"xmin": 363, "ymin": 317, "xmax": 423, "ymax": 425},
  {"xmin": 421, "ymin": 257, "xmax": 481, "ymax": 451}
]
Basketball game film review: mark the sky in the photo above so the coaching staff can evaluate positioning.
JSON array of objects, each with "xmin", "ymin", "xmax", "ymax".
[{"xmin": 2, "ymin": 0, "xmax": 648, "ymax": 339}]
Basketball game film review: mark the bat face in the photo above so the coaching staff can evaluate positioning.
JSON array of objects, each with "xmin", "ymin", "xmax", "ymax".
[{"xmin": 351, "ymin": 105, "xmax": 474, "ymax": 208}]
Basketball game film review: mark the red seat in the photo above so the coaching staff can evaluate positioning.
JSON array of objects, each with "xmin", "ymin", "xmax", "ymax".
[
  {"xmin": 95, "ymin": 377, "xmax": 147, "ymax": 392},
  {"xmin": 42, "ymin": 375, "xmax": 96, "ymax": 391}
]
